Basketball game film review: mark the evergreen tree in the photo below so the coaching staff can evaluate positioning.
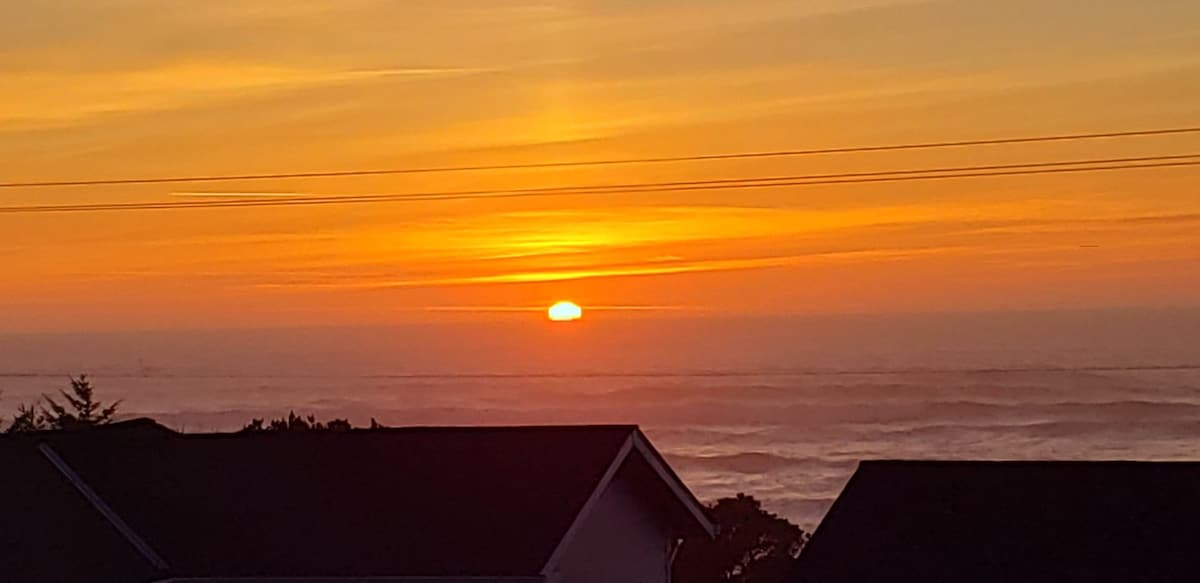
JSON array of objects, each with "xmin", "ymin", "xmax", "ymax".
[
  {"xmin": 7, "ymin": 403, "xmax": 47, "ymax": 433},
  {"xmin": 39, "ymin": 375, "xmax": 121, "ymax": 430}
]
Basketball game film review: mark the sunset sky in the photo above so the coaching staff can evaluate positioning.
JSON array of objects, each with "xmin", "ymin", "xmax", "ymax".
[{"xmin": 3, "ymin": 0, "xmax": 1199, "ymax": 331}]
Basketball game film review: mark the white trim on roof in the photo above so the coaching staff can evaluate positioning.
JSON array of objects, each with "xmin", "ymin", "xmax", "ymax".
[
  {"xmin": 629, "ymin": 431, "xmax": 717, "ymax": 538},
  {"xmin": 539, "ymin": 433, "xmax": 636, "ymax": 575},
  {"xmin": 538, "ymin": 429, "xmax": 717, "ymax": 576}
]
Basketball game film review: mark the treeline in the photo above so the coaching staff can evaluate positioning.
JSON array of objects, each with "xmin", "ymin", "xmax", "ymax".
[
  {"xmin": 240, "ymin": 411, "xmax": 387, "ymax": 432},
  {"xmin": 1, "ymin": 375, "xmax": 809, "ymax": 583},
  {"xmin": 3, "ymin": 375, "xmax": 120, "ymax": 433},
  {"xmin": 0, "ymin": 375, "xmax": 381, "ymax": 434}
]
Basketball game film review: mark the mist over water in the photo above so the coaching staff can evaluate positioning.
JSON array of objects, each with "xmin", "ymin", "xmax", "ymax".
[{"xmin": 2, "ymin": 308, "xmax": 1199, "ymax": 528}]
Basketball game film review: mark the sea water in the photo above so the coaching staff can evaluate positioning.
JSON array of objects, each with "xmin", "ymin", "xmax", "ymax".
[{"xmin": 2, "ymin": 308, "xmax": 1198, "ymax": 528}]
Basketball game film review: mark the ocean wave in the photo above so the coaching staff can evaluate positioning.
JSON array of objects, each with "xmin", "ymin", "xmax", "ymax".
[
  {"xmin": 665, "ymin": 452, "xmax": 856, "ymax": 474},
  {"xmin": 857, "ymin": 418, "xmax": 1200, "ymax": 441}
]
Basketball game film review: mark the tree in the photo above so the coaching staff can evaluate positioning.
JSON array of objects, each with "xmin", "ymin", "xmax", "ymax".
[
  {"xmin": 673, "ymin": 494, "xmax": 809, "ymax": 583},
  {"xmin": 39, "ymin": 375, "xmax": 121, "ymax": 430},
  {"xmin": 7, "ymin": 403, "xmax": 47, "ymax": 433},
  {"xmin": 240, "ymin": 411, "xmax": 353, "ymax": 432}
]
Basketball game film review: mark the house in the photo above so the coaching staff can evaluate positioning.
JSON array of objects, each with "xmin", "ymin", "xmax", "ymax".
[
  {"xmin": 1, "ymin": 419, "xmax": 715, "ymax": 583},
  {"xmin": 788, "ymin": 460, "xmax": 1200, "ymax": 583}
]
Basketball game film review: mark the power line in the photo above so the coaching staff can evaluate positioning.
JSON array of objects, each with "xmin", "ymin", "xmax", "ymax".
[
  {"xmin": 7, "ymin": 157, "xmax": 1199, "ymax": 213},
  {"xmin": 3, "ymin": 126, "xmax": 1199, "ymax": 190},
  {"xmin": 3, "ymin": 154, "xmax": 1197, "ymax": 214},
  {"xmin": 141, "ymin": 152, "xmax": 1200, "ymax": 206},
  {"xmin": 25, "ymin": 151, "xmax": 1198, "ymax": 208}
]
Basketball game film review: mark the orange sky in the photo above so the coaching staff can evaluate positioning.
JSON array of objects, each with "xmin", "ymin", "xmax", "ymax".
[{"xmin": 2, "ymin": 0, "xmax": 1199, "ymax": 331}]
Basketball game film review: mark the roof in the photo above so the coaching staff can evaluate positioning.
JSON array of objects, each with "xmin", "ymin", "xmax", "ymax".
[
  {"xmin": 0, "ymin": 438, "xmax": 159, "ymax": 582},
  {"xmin": 790, "ymin": 460, "xmax": 1200, "ymax": 583},
  {"xmin": 3, "ymin": 420, "xmax": 713, "ymax": 583}
]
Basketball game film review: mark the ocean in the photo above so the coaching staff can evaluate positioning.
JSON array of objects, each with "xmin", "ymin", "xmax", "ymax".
[{"xmin": 2, "ymin": 308, "xmax": 1198, "ymax": 529}]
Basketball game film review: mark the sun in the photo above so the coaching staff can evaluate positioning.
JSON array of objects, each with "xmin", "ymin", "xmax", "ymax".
[{"xmin": 547, "ymin": 301, "xmax": 583, "ymax": 322}]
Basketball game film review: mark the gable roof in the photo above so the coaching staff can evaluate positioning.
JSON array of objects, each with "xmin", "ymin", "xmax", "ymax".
[
  {"xmin": 4, "ymin": 420, "xmax": 713, "ymax": 582},
  {"xmin": 790, "ymin": 460, "xmax": 1200, "ymax": 583}
]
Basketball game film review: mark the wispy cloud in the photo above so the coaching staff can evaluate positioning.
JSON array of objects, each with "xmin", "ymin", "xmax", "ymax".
[
  {"xmin": 172, "ymin": 192, "xmax": 301, "ymax": 198},
  {"xmin": 252, "ymin": 246, "xmax": 966, "ymax": 290},
  {"xmin": 419, "ymin": 304, "xmax": 706, "ymax": 312},
  {"xmin": 0, "ymin": 62, "xmax": 487, "ymax": 127}
]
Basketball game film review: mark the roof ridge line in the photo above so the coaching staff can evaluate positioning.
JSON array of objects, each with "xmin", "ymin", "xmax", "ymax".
[{"xmin": 176, "ymin": 424, "xmax": 642, "ymax": 438}]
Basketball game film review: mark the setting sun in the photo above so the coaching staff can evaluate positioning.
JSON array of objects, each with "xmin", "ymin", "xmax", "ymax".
[{"xmin": 547, "ymin": 301, "xmax": 583, "ymax": 322}]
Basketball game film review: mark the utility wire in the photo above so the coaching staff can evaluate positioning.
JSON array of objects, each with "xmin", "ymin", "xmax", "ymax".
[
  {"xmin": 3, "ymin": 154, "xmax": 1198, "ymax": 214},
  {"xmin": 2, "ymin": 126, "xmax": 1199, "ymax": 190}
]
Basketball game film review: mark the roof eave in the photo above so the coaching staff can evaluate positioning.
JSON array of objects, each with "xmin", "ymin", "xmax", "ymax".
[
  {"xmin": 629, "ymin": 430, "xmax": 718, "ymax": 538},
  {"xmin": 538, "ymin": 428, "xmax": 718, "ymax": 576}
]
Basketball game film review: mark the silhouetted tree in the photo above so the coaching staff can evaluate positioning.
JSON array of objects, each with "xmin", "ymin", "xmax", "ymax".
[
  {"xmin": 673, "ymin": 494, "xmax": 809, "ymax": 583},
  {"xmin": 240, "ymin": 411, "xmax": 353, "ymax": 432},
  {"xmin": 7, "ymin": 403, "xmax": 47, "ymax": 433},
  {"xmin": 39, "ymin": 375, "xmax": 121, "ymax": 430}
]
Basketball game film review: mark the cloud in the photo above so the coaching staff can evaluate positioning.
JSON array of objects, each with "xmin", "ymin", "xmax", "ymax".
[
  {"xmin": 250, "ymin": 245, "xmax": 966, "ymax": 290},
  {"xmin": 172, "ymin": 192, "xmax": 301, "ymax": 198},
  {"xmin": 418, "ymin": 304, "xmax": 705, "ymax": 312},
  {"xmin": 0, "ymin": 61, "xmax": 486, "ymax": 127}
]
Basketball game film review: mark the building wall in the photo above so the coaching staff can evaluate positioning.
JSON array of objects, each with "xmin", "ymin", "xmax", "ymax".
[{"xmin": 546, "ymin": 460, "xmax": 674, "ymax": 583}]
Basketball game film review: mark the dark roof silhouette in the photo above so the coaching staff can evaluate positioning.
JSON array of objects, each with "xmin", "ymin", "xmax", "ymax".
[
  {"xmin": 2, "ymin": 419, "xmax": 713, "ymax": 582},
  {"xmin": 790, "ymin": 460, "xmax": 1200, "ymax": 583},
  {"xmin": 0, "ymin": 437, "xmax": 160, "ymax": 582}
]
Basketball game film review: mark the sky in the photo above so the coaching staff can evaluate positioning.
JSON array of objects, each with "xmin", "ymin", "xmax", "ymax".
[{"xmin": 3, "ymin": 0, "xmax": 1200, "ymax": 332}]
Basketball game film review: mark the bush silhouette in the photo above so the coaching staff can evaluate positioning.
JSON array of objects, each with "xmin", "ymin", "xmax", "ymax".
[
  {"xmin": 674, "ymin": 494, "xmax": 808, "ymax": 583},
  {"xmin": 240, "ymin": 411, "xmax": 353, "ymax": 432}
]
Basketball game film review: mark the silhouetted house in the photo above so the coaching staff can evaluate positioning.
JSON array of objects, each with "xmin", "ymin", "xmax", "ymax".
[
  {"xmin": 1, "ymin": 419, "xmax": 714, "ymax": 583},
  {"xmin": 789, "ymin": 460, "xmax": 1200, "ymax": 583}
]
